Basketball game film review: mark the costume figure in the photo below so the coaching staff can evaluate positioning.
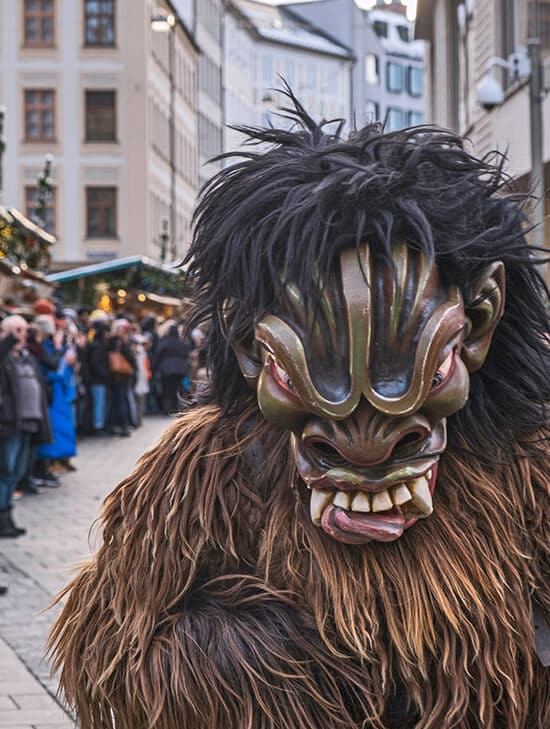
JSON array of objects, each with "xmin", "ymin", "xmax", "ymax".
[{"xmin": 50, "ymin": 95, "xmax": 550, "ymax": 728}]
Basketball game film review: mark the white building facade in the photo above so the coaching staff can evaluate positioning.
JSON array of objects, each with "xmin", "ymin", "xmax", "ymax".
[
  {"xmin": 224, "ymin": 0, "xmax": 354, "ymax": 155},
  {"xmin": 365, "ymin": 7, "xmax": 424, "ymax": 130},
  {"xmin": 287, "ymin": 0, "xmax": 426, "ymax": 130},
  {"xmin": 0, "ymin": 0, "xmax": 199, "ymax": 265}
]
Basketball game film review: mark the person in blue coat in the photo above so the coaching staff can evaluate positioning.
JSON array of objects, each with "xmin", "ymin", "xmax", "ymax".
[{"xmin": 36, "ymin": 321, "xmax": 77, "ymax": 467}]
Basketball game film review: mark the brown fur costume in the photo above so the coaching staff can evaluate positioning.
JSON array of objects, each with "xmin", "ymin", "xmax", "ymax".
[
  {"xmin": 50, "ymin": 408, "xmax": 549, "ymax": 728},
  {"xmin": 49, "ymin": 104, "xmax": 550, "ymax": 728}
]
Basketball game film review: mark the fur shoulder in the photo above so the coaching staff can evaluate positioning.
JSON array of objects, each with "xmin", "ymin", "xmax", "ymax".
[{"xmin": 48, "ymin": 406, "xmax": 288, "ymax": 728}]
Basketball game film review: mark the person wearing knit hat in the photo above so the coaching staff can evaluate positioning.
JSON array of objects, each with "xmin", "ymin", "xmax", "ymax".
[{"xmin": 33, "ymin": 299, "xmax": 56, "ymax": 317}]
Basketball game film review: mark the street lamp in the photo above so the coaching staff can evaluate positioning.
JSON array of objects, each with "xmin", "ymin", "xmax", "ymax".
[
  {"xmin": 151, "ymin": 9, "xmax": 177, "ymax": 262},
  {"xmin": 151, "ymin": 11, "xmax": 176, "ymax": 32},
  {"xmin": 159, "ymin": 217, "xmax": 169, "ymax": 263},
  {"xmin": 36, "ymin": 153, "xmax": 53, "ymax": 230}
]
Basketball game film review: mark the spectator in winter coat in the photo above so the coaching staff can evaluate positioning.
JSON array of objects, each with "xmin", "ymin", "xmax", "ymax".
[
  {"xmin": 23, "ymin": 322, "xmax": 64, "ymax": 490},
  {"xmin": 152, "ymin": 322, "xmax": 191, "ymax": 414},
  {"xmin": 77, "ymin": 307, "xmax": 91, "ymax": 334},
  {"xmin": 36, "ymin": 320, "xmax": 78, "ymax": 471},
  {"xmin": 132, "ymin": 335, "xmax": 151, "ymax": 427},
  {"xmin": 0, "ymin": 316, "xmax": 52, "ymax": 538},
  {"xmin": 107, "ymin": 320, "xmax": 136, "ymax": 436},
  {"xmin": 85, "ymin": 322, "xmax": 110, "ymax": 433}
]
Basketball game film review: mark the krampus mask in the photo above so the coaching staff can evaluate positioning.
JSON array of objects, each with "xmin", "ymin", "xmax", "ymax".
[{"xmin": 50, "ymin": 94, "xmax": 550, "ymax": 728}]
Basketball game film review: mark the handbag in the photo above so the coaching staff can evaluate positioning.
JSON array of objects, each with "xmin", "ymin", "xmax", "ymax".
[{"xmin": 109, "ymin": 343, "xmax": 134, "ymax": 377}]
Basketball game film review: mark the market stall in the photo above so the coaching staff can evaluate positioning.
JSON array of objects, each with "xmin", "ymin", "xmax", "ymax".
[
  {"xmin": 46, "ymin": 255, "xmax": 189, "ymax": 319},
  {"xmin": 0, "ymin": 207, "xmax": 57, "ymax": 307}
]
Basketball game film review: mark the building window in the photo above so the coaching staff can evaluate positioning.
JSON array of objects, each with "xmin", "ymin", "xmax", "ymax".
[
  {"xmin": 284, "ymin": 59, "xmax": 296, "ymax": 87},
  {"xmin": 373, "ymin": 20, "xmax": 388, "ymax": 38},
  {"xmin": 408, "ymin": 110, "xmax": 424, "ymax": 126},
  {"xmin": 326, "ymin": 68, "xmax": 338, "ymax": 95},
  {"xmin": 407, "ymin": 66, "xmax": 423, "ymax": 97},
  {"xmin": 262, "ymin": 55, "xmax": 272, "ymax": 84},
  {"xmin": 396, "ymin": 24, "xmax": 410, "ymax": 42},
  {"xmin": 365, "ymin": 53, "xmax": 380, "ymax": 85},
  {"xmin": 84, "ymin": 0, "xmax": 115, "ymax": 47},
  {"xmin": 198, "ymin": 55, "xmax": 222, "ymax": 106},
  {"xmin": 85, "ymin": 90, "xmax": 116, "ymax": 141},
  {"xmin": 366, "ymin": 100, "xmax": 380, "ymax": 121},
  {"xmin": 386, "ymin": 62, "xmax": 403, "ymax": 93},
  {"xmin": 86, "ymin": 187, "xmax": 117, "ymax": 237},
  {"xmin": 197, "ymin": 0, "xmax": 221, "ymax": 44},
  {"xmin": 529, "ymin": 0, "xmax": 550, "ymax": 51},
  {"xmin": 198, "ymin": 112, "xmax": 222, "ymax": 161},
  {"xmin": 25, "ymin": 185, "xmax": 56, "ymax": 234},
  {"xmin": 386, "ymin": 108, "xmax": 403, "ymax": 131},
  {"xmin": 24, "ymin": 0, "xmax": 55, "ymax": 47},
  {"xmin": 500, "ymin": 0, "xmax": 517, "ymax": 88},
  {"xmin": 24, "ymin": 89, "xmax": 55, "ymax": 141}
]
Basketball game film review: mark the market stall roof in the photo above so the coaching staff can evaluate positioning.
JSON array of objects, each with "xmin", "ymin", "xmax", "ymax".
[
  {"xmin": 144, "ymin": 291, "xmax": 189, "ymax": 307},
  {"xmin": 0, "ymin": 207, "xmax": 14, "ymax": 226},
  {"xmin": 46, "ymin": 255, "xmax": 183, "ymax": 284},
  {"xmin": 7, "ymin": 208, "xmax": 56, "ymax": 246},
  {"xmin": 0, "ymin": 257, "xmax": 55, "ymax": 285}
]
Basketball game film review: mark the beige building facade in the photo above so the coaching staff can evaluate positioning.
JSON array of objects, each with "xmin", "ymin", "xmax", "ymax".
[
  {"xmin": 0, "ymin": 0, "xmax": 199, "ymax": 265},
  {"xmin": 416, "ymin": 0, "xmax": 550, "ymax": 244},
  {"xmin": 196, "ymin": 0, "xmax": 224, "ymax": 188}
]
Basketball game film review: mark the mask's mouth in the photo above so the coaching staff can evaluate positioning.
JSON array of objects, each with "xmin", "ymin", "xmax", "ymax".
[
  {"xmin": 312, "ymin": 463, "xmax": 438, "ymax": 544},
  {"xmin": 292, "ymin": 433, "xmax": 442, "ymax": 544}
]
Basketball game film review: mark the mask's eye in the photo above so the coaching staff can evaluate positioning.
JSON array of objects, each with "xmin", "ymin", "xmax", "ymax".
[
  {"xmin": 431, "ymin": 349, "xmax": 455, "ymax": 390},
  {"xmin": 269, "ymin": 356, "xmax": 296, "ymax": 395}
]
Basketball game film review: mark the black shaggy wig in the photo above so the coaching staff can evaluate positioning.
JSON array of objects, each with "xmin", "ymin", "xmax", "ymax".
[{"xmin": 184, "ymin": 90, "xmax": 549, "ymax": 460}]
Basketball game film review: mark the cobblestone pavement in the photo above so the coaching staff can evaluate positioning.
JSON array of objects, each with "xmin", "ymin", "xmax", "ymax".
[{"xmin": 0, "ymin": 416, "xmax": 172, "ymax": 728}]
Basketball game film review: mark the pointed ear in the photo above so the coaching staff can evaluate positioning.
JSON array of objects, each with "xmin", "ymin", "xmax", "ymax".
[
  {"xmin": 461, "ymin": 262, "xmax": 505, "ymax": 373},
  {"xmin": 221, "ymin": 302, "xmax": 262, "ymax": 389}
]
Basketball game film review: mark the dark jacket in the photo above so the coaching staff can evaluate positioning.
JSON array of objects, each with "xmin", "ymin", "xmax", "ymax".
[
  {"xmin": 152, "ymin": 327, "xmax": 191, "ymax": 378},
  {"xmin": 107, "ymin": 336, "xmax": 137, "ymax": 384},
  {"xmin": 27, "ymin": 335, "xmax": 64, "ymax": 404},
  {"xmin": 27, "ymin": 335, "xmax": 64, "ymax": 372},
  {"xmin": 0, "ymin": 335, "xmax": 53, "ymax": 444},
  {"xmin": 86, "ymin": 338, "xmax": 110, "ymax": 386}
]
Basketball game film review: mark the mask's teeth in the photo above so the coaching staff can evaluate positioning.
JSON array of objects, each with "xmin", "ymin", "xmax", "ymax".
[
  {"xmin": 351, "ymin": 491, "xmax": 371, "ymax": 513},
  {"xmin": 310, "ymin": 488, "xmax": 334, "ymax": 526},
  {"xmin": 371, "ymin": 489, "xmax": 393, "ymax": 513},
  {"xmin": 391, "ymin": 483, "xmax": 412, "ymax": 506},
  {"xmin": 332, "ymin": 490, "xmax": 352, "ymax": 510},
  {"xmin": 403, "ymin": 476, "xmax": 433, "ymax": 518}
]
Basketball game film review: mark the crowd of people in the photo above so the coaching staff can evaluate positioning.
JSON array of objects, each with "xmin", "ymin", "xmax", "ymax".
[{"xmin": 0, "ymin": 298, "xmax": 207, "ymax": 540}]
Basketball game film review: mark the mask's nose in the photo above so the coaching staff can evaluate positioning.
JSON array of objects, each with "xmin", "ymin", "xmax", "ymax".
[{"xmin": 303, "ymin": 399, "xmax": 431, "ymax": 468}]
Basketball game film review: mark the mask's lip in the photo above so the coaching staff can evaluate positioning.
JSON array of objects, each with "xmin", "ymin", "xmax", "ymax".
[
  {"xmin": 317, "ymin": 463, "xmax": 440, "ymax": 544},
  {"xmin": 306, "ymin": 456, "xmax": 440, "ymax": 493},
  {"xmin": 304, "ymin": 434, "xmax": 430, "ymax": 468}
]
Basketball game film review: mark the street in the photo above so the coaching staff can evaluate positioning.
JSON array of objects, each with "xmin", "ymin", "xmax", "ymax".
[{"xmin": 0, "ymin": 416, "xmax": 172, "ymax": 728}]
